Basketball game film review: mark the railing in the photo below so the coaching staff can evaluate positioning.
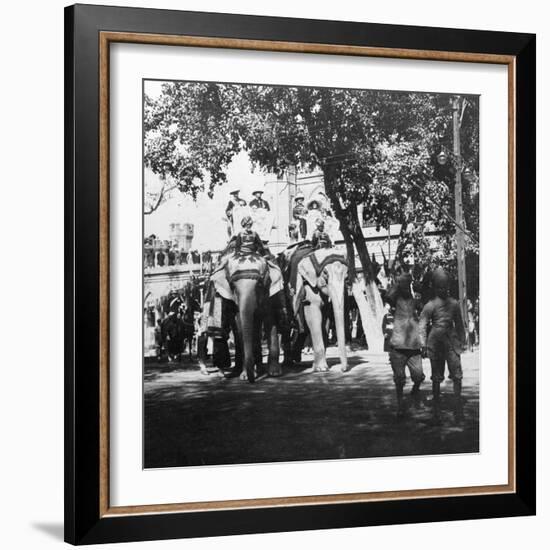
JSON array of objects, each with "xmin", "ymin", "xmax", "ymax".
[{"xmin": 144, "ymin": 240, "xmax": 223, "ymax": 272}]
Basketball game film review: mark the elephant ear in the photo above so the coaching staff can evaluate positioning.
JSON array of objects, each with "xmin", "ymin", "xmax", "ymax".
[
  {"xmin": 298, "ymin": 256, "xmax": 318, "ymax": 287},
  {"xmin": 210, "ymin": 258, "xmax": 235, "ymax": 303}
]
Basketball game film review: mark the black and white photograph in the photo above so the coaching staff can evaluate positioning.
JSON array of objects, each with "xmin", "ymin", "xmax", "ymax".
[
  {"xmin": 0, "ymin": 0, "xmax": 542, "ymax": 546},
  {"xmin": 142, "ymin": 80, "xmax": 480, "ymax": 469}
]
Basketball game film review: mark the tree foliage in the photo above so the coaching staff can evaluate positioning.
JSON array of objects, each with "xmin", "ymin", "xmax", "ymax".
[{"xmin": 144, "ymin": 82, "xmax": 479, "ymax": 285}]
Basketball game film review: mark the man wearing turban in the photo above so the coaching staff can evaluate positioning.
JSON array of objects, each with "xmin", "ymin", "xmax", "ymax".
[{"xmin": 385, "ymin": 271, "xmax": 425, "ymax": 418}]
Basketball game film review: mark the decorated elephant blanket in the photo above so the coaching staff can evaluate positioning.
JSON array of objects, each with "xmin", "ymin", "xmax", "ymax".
[
  {"xmin": 210, "ymin": 253, "xmax": 284, "ymax": 304},
  {"xmin": 281, "ymin": 241, "xmax": 314, "ymax": 291},
  {"xmin": 291, "ymin": 247, "xmax": 348, "ymax": 327}
]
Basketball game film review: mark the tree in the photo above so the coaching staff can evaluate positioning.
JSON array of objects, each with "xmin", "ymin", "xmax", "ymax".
[
  {"xmin": 144, "ymin": 83, "xmax": 242, "ymax": 212},
  {"xmin": 144, "ymin": 83, "xmax": 479, "ymax": 347}
]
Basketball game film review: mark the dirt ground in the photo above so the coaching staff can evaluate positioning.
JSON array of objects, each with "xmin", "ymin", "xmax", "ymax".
[{"xmin": 143, "ymin": 348, "xmax": 479, "ymax": 468}]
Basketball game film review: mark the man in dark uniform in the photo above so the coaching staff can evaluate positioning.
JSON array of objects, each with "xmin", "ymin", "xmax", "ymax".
[
  {"xmin": 311, "ymin": 219, "xmax": 333, "ymax": 249},
  {"xmin": 154, "ymin": 319, "xmax": 164, "ymax": 361},
  {"xmin": 292, "ymin": 192, "xmax": 308, "ymax": 239},
  {"xmin": 234, "ymin": 215, "xmax": 269, "ymax": 256},
  {"xmin": 225, "ymin": 189, "xmax": 240, "ymax": 224},
  {"xmin": 161, "ymin": 306, "xmax": 183, "ymax": 362},
  {"xmin": 249, "ymin": 189, "xmax": 270, "ymax": 210},
  {"xmin": 419, "ymin": 267, "xmax": 467, "ymax": 423}
]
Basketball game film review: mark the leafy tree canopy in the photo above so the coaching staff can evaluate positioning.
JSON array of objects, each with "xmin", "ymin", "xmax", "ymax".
[{"xmin": 145, "ymin": 81, "xmax": 479, "ymax": 280}]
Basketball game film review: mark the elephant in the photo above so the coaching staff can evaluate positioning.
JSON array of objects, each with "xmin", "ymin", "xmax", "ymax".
[
  {"xmin": 210, "ymin": 251, "xmax": 288, "ymax": 382},
  {"xmin": 285, "ymin": 246, "xmax": 349, "ymax": 372}
]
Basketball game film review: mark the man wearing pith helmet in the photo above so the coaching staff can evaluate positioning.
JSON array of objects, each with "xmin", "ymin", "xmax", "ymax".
[
  {"xmin": 225, "ymin": 188, "xmax": 240, "ymax": 221},
  {"xmin": 419, "ymin": 267, "xmax": 467, "ymax": 424},
  {"xmin": 249, "ymin": 189, "xmax": 270, "ymax": 211},
  {"xmin": 292, "ymin": 192, "xmax": 307, "ymax": 239},
  {"xmin": 224, "ymin": 188, "xmax": 241, "ymax": 236}
]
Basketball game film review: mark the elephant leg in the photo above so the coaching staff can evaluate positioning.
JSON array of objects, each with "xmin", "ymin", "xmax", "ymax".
[
  {"xmin": 273, "ymin": 292, "xmax": 292, "ymax": 368},
  {"xmin": 291, "ymin": 331, "xmax": 307, "ymax": 366},
  {"xmin": 220, "ymin": 301, "xmax": 242, "ymax": 377},
  {"xmin": 238, "ymin": 308, "xmax": 257, "ymax": 384},
  {"xmin": 254, "ymin": 326, "xmax": 263, "ymax": 377},
  {"xmin": 233, "ymin": 316, "xmax": 250, "ymax": 381},
  {"xmin": 197, "ymin": 333, "xmax": 209, "ymax": 375},
  {"xmin": 331, "ymin": 295, "xmax": 349, "ymax": 373},
  {"xmin": 266, "ymin": 317, "xmax": 282, "ymax": 377},
  {"xmin": 304, "ymin": 299, "xmax": 329, "ymax": 372},
  {"xmin": 233, "ymin": 328, "xmax": 243, "ymax": 373},
  {"xmin": 280, "ymin": 329, "xmax": 292, "ymax": 369},
  {"xmin": 322, "ymin": 308, "xmax": 330, "ymax": 348}
]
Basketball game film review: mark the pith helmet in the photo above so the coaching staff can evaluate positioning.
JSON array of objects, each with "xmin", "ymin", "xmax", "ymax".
[
  {"xmin": 397, "ymin": 272, "xmax": 413, "ymax": 286},
  {"xmin": 295, "ymin": 192, "xmax": 304, "ymax": 201},
  {"xmin": 252, "ymin": 189, "xmax": 264, "ymax": 196},
  {"xmin": 432, "ymin": 267, "xmax": 450, "ymax": 288},
  {"xmin": 308, "ymin": 199, "xmax": 320, "ymax": 209}
]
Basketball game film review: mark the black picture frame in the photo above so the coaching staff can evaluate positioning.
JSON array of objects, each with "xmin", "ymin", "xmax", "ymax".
[{"xmin": 65, "ymin": 3, "xmax": 536, "ymax": 545}]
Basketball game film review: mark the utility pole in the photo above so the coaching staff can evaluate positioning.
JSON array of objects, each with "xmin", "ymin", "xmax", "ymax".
[{"xmin": 451, "ymin": 96, "xmax": 468, "ymax": 332}]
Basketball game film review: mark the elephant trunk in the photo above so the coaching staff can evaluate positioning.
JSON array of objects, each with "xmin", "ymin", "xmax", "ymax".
[
  {"xmin": 235, "ymin": 281, "xmax": 259, "ymax": 383},
  {"xmin": 328, "ymin": 284, "xmax": 348, "ymax": 372}
]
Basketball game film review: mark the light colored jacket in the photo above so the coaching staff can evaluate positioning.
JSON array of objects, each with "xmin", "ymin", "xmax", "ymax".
[{"xmin": 385, "ymin": 285, "xmax": 422, "ymax": 350}]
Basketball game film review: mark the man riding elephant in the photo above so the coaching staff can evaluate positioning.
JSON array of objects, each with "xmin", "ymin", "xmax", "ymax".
[
  {"xmin": 311, "ymin": 219, "xmax": 333, "ymax": 250},
  {"xmin": 235, "ymin": 216, "xmax": 269, "ymax": 257},
  {"xmin": 209, "ymin": 221, "xmax": 289, "ymax": 382}
]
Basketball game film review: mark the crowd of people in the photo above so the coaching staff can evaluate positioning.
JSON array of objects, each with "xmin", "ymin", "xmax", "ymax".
[
  {"xmin": 144, "ymin": 237, "xmax": 220, "ymax": 270},
  {"xmin": 225, "ymin": 188, "xmax": 273, "ymax": 240},
  {"xmin": 151, "ymin": 283, "xmax": 202, "ymax": 363},
  {"xmin": 224, "ymin": 187, "xmax": 339, "ymax": 244}
]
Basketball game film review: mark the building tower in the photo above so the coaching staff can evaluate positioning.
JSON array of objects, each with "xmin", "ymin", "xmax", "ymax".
[
  {"xmin": 263, "ymin": 169, "xmax": 297, "ymax": 254},
  {"xmin": 169, "ymin": 222, "xmax": 194, "ymax": 251}
]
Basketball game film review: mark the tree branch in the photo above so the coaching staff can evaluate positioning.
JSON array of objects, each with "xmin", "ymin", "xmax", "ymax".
[{"xmin": 144, "ymin": 180, "xmax": 178, "ymax": 215}]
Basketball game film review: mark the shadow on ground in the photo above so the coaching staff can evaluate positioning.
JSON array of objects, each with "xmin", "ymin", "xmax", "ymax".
[
  {"xmin": 144, "ymin": 349, "xmax": 479, "ymax": 468},
  {"xmin": 31, "ymin": 523, "xmax": 64, "ymax": 541}
]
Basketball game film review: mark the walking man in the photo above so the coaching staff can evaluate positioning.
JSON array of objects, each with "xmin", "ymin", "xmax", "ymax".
[
  {"xmin": 419, "ymin": 267, "xmax": 467, "ymax": 423},
  {"xmin": 385, "ymin": 272, "xmax": 425, "ymax": 418}
]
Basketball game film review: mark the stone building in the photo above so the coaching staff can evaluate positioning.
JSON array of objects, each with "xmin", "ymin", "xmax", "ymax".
[{"xmin": 169, "ymin": 222, "xmax": 194, "ymax": 252}]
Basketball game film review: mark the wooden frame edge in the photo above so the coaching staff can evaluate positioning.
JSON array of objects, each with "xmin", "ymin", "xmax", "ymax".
[
  {"xmin": 98, "ymin": 30, "xmax": 517, "ymax": 518},
  {"xmin": 100, "ymin": 31, "xmax": 514, "ymax": 64},
  {"xmin": 103, "ymin": 484, "xmax": 514, "ymax": 517},
  {"xmin": 507, "ymin": 58, "xmax": 517, "ymax": 494},
  {"xmin": 99, "ymin": 31, "xmax": 110, "ymax": 518}
]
